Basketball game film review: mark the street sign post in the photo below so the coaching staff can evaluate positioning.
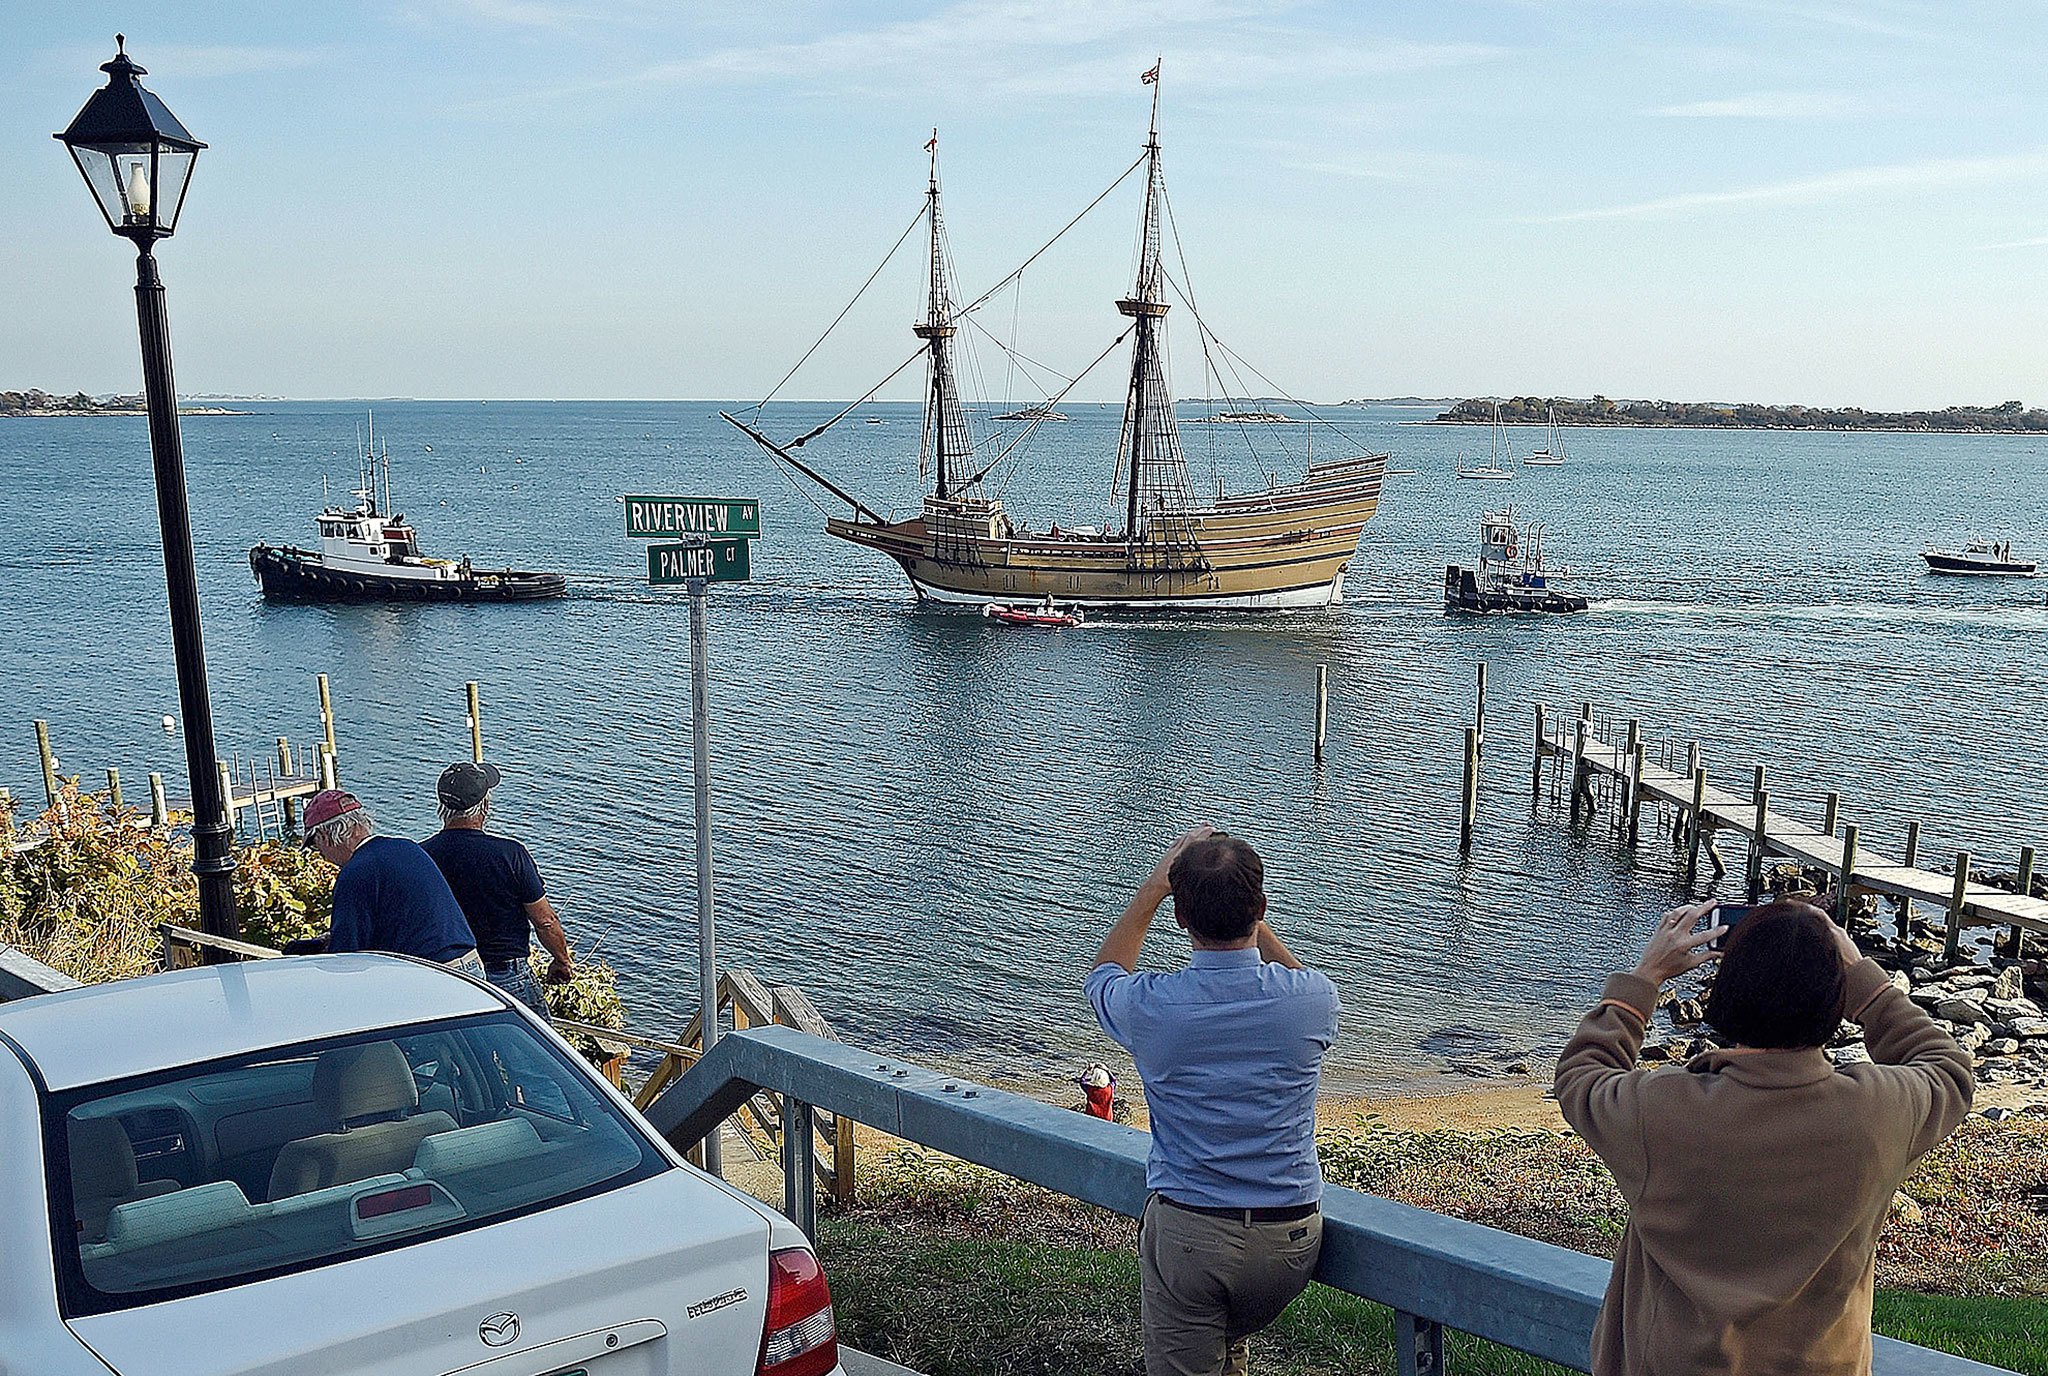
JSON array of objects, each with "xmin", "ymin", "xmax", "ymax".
[
  {"xmin": 646, "ymin": 539, "xmax": 751, "ymax": 584},
  {"xmin": 623, "ymin": 495, "xmax": 759, "ymax": 1178}
]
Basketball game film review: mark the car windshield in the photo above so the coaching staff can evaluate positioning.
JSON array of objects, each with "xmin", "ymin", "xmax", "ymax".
[{"xmin": 52, "ymin": 1013, "xmax": 665, "ymax": 1314}]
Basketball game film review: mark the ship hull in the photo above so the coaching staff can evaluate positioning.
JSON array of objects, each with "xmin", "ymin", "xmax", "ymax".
[
  {"xmin": 826, "ymin": 454, "xmax": 1383, "ymax": 612},
  {"xmin": 249, "ymin": 545, "xmax": 567, "ymax": 602}
]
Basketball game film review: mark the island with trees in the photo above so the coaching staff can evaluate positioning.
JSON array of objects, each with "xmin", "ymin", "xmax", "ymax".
[
  {"xmin": 2, "ymin": 388, "xmax": 247, "ymax": 417},
  {"xmin": 1436, "ymin": 395, "xmax": 2048, "ymax": 433}
]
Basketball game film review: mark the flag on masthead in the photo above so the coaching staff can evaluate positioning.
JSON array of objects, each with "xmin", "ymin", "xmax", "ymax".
[{"xmin": 1140, "ymin": 61, "xmax": 1160, "ymax": 84}]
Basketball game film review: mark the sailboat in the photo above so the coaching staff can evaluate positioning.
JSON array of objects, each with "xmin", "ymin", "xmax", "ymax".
[
  {"xmin": 722, "ymin": 70, "xmax": 1388, "ymax": 611},
  {"xmin": 1526, "ymin": 403, "xmax": 1567, "ymax": 466},
  {"xmin": 1457, "ymin": 403, "xmax": 1516, "ymax": 480}
]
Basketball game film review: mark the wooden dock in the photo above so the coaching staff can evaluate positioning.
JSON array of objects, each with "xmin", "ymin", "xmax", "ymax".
[{"xmin": 1534, "ymin": 706, "xmax": 2047, "ymax": 961}]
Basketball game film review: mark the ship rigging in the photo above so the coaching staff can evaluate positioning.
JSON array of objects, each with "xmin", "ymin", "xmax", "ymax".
[{"xmin": 722, "ymin": 68, "xmax": 1389, "ymax": 610}]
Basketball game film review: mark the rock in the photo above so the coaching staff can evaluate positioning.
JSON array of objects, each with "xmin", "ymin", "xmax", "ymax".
[
  {"xmin": 1908, "ymin": 990, "xmax": 1944, "ymax": 1010},
  {"xmin": 2012, "ymin": 1018, "xmax": 2048, "ymax": 1039},
  {"xmin": 1987, "ymin": 1038, "xmax": 2022, "ymax": 1057},
  {"xmin": 1987, "ymin": 998, "xmax": 2044, "ymax": 1022},
  {"xmin": 1831, "ymin": 1044, "xmax": 1873, "ymax": 1067},
  {"xmin": 1889, "ymin": 1191, "xmax": 1925, "ymax": 1225},
  {"xmin": 1956, "ymin": 1025, "xmax": 1992, "ymax": 1054},
  {"xmin": 1640, "ymin": 1042, "xmax": 1673, "ymax": 1062},
  {"xmin": 1888, "ymin": 972, "xmax": 1913, "ymax": 997},
  {"xmin": 1993, "ymin": 966, "xmax": 2026, "ymax": 1000},
  {"xmin": 1981, "ymin": 1106, "xmax": 2018, "ymax": 1122},
  {"xmin": 1506, "ymin": 1062, "xmax": 1531, "ymax": 1076},
  {"xmin": 1671, "ymin": 998, "xmax": 1706, "ymax": 1026},
  {"xmin": 1937, "ymin": 998, "xmax": 1993, "ymax": 1026}
]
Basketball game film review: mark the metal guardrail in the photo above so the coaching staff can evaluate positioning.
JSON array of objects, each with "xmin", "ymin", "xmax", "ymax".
[
  {"xmin": 647, "ymin": 1026, "xmax": 2010, "ymax": 1376},
  {"xmin": 0, "ymin": 945, "xmax": 80, "ymax": 1002}
]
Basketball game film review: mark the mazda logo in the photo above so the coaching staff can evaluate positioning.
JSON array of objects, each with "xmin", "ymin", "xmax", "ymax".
[{"xmin": 479, "ymin": 1312, "xmax": 520, "ymax": 1348}]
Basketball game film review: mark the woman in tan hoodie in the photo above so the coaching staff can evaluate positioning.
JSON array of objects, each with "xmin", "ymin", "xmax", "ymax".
[{"xmin": 1557, "ymin": 899, "xmax": 1973, "ymax": 1376}]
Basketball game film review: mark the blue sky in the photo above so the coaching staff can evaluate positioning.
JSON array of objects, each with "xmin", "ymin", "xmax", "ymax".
[{"xmin": 5, "ymin": 0, "xmax": 2047, "ymax": 407}]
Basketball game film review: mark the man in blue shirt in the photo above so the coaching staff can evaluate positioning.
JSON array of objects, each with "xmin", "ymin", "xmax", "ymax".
[
  {"xmin": 302, "ymin": 790, "xmax": 482, "ymax": 974},
  {"xmin": 1086, "ymin": 827, "xmax": 1340, "ymax": 1376}
]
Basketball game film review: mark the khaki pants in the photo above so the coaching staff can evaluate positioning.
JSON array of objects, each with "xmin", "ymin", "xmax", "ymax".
[{"xmin": 1138, "ymin": 1194, "xmax": 1324, "ymax": 1376}]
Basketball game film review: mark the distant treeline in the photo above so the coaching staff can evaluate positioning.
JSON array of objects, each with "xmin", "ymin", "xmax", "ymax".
[
  {"xmin": 1437, "ymin": 395, "xmax": 2048, "ymax": 433},
  {"xmin": 0, "ymin": 389, "xmax": 141, "ymax": 416}
]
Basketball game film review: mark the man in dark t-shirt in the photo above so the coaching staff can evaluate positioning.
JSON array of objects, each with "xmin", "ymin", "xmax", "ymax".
[{"xmin": 420, "ymin": 762, "xmax": 575, "ymax": 1015}]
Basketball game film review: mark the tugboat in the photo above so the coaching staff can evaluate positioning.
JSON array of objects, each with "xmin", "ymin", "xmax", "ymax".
[
  {"xmin": 249, "ymin": 433, "xmax": 566, "ymax": 603},
  {"xmin": 1922, "ymin": 538, "xmax": 2036, "ymax": 576},
  {"xmin": 1444, "ymin": 508, "xmax": 1588, "ymax": 614}
]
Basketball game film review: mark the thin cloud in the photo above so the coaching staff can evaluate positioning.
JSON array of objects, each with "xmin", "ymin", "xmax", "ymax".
[
  {"xmin": 1532, "ymin": 150, "xmax": 2048, "ymax": 224},
  {"xmin": 471, "ymin": 1, "xmax": 1495, "ymax": 109},
  {"xmin": 1974, "ymin": 233, "xmax": 2048, "ymax": 250},
  {"xmin": 1651, "ymin": 90, "xmax": 1876, "ymax": 119}
]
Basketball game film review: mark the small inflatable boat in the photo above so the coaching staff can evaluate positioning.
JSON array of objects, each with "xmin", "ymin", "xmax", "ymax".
[{"xmin": 983, "ymin": 602, "xmax": 1084, "ymax": 628}]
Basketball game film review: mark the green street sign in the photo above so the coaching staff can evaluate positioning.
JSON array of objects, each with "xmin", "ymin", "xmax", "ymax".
[
  {"xmin": 623, "ymin": 495, "xmax": 761, "ymax": 540},
  {"xmin": 647, "ymin": 539, "xmax": 751, "ymax": 585}
]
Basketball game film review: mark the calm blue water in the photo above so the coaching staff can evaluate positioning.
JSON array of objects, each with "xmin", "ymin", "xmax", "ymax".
[{"xmin": 1, "ymin": 401, "xmax": 2043, "ymax": 1092}]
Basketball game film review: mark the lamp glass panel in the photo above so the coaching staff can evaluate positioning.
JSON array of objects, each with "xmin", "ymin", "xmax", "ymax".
[
  {"xmin": 150, "ymin": 148, "xmax": 197, "ymax": 234},
  {"xmin": 68, "ymin": 143, "xmax": 135, "ymax": 232}
]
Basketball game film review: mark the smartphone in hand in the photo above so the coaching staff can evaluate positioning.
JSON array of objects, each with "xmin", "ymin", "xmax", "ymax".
[{"xmin": 1709, "ymin": 904, "xmax": 1758, "ymax": 950}]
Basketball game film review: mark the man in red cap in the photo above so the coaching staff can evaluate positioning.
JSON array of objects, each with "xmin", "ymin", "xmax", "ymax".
[{"xmin": 302, "ymin": 790, "xmax": 481, "ymax": 973}]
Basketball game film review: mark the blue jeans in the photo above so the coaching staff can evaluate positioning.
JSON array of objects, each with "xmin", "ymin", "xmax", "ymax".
[{"xmin": 484, "ymin": 959, "xmax": 549, "ymax": 1016}]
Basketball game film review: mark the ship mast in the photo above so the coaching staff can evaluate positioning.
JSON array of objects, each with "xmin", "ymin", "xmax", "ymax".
[
  {"xmin": 1115, "ymin": 62, "xmax": 1191, "ymax": 541},
  {"xmin": 913, "ymin": 131, "xmax": 974, "ymax": 503}
]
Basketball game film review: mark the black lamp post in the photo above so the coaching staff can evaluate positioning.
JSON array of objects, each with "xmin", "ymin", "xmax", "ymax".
[{"xmin": 57, "ymin": 36, "xmax": 238, "ymax": 941}]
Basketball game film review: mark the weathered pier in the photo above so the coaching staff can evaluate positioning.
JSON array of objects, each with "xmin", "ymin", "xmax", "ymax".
[
  {"xmin": 4, "ymin": 673, "xmax": 508, "ymax": 849},
  {"xmin": 1532, "ymin": 704, "xmax": 2048, "ymax": 961}
]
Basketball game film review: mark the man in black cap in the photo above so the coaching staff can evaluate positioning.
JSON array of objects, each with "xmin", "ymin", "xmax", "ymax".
[{"xmin": 420, "ymin": 762, "xmax": 575, "ymax": 1014}]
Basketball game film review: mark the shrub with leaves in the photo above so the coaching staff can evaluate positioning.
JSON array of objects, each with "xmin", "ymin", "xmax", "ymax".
[
  {"xmin": 234, "ymin": 840, "xmax": 336, "ymax": 949},
  {"xmin": 535, "ymin": 954, "xmax": 629, "ymax": 1062},
  {"xmin": 1, "ymin": 786, "xmax": 195, "ymax": 982}
]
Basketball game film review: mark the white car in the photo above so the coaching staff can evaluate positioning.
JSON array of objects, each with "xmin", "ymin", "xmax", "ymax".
[{"xmin": 0, "ymin": 953, "xmax": 842, "ymax": 1376}]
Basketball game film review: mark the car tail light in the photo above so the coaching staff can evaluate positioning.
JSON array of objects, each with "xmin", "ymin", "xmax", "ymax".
[{"xmin": 757, "ymin": 1245, "xmax": 837, "ymax": 1376}]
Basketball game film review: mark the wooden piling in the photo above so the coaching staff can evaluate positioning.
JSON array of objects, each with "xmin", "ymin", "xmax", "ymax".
[
  {"xmin": 1744, "ymin": 790, "xmax": 1777, "ymax": 896},
  {"xmin": 1570, "ymin": 718, "xmax": 1591, "ymax": 818},
  {"xmin": 317, "ymin": 673, "xmax": 337, "ymax": 756},
  {"xmin": 2008, "ymin": 846, "xmax": 2037, "ymax": 959},
  {"xmin": 149, "ymin": 773, "xmax": 168, "ymax": 828},
  {"xmin": 1943, "ymin": 852, "xmax": 1971, "ymax": 965},
  {"xmin": 1313, "ymin": 665, "xmax": 1328, "ymax": 763},
  {"xmin": 1836, "ymin": 824, "xmax": 1859, "ymax": 925},
  {"xmin": 276, "ymin": 736, "xmax": 294, "ymax": 776},
  {"xmin": 106, "ymin": 767, "xmax": 123, "ymax": 811},
  {"xmin": 1749, "ymin": 781, "xmax": 1771, "ymax": 903},
  {"xmin": 1531, "ymin": 704, "xmax": 1548, "ymax": 796},
  {"xmin": 34, "ymin": 719, "xmax": 58, "ymax": 806},
  {"xmin": 1619, "ymin": 720, "xmax": 1641, "ymax": 834},
  {"xmin": 1460, "ymin": 726, "xmax": 1479, "ymax": 850},
  {"xmin": 467, "ymin": 681, "xmax": 485, "ymax": 764},
  {"xmin": 217, "ymin": 761, "xmax": 238, "ymax": 840},
  {"xmin": 1822, "ymin": 791, "xmax": 1840, "ymax": 837},
  {"xmin": 1627, "ymin": 742, "xmax": 1645, "ymax": 844},
  {"xmin": 318, "ymin": 747, "xmax": 337, "ymax": 791},
  {"xmin": 1899, "ymin": 820, "xmax": 1921, "ymax": 937},
  {"xmin": 1683, "ymin": 766, "xmax": 1708, "ymax": 887},
  {"xmin": 1474, "ymin": 662, "xmax": 1487, "ymax": 757}
]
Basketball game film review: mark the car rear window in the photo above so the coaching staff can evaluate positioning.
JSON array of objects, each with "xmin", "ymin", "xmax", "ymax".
[{"xmin": 48, "ymin": 1013, "xmax": 669, "ymax": 1315}]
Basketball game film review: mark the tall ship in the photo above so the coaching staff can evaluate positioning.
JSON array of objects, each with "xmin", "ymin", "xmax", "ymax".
[
  {"xmin": 724, "ymin": 73, "xmax": 1388, "ymax": 610},
  {"xmin": 249, "ymin": 426, "xmax": 566, "ymax": 603}
]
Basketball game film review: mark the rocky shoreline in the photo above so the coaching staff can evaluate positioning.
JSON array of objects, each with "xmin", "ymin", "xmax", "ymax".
[{"xmin": 1642, "ymin": 862, "xmax": 2048, "ymax": 1120}]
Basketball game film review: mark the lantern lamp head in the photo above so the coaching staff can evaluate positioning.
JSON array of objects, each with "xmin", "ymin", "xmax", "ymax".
[{"xmin": 55, "ymin": 35, "xmax": 206, "ymax": 243}]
